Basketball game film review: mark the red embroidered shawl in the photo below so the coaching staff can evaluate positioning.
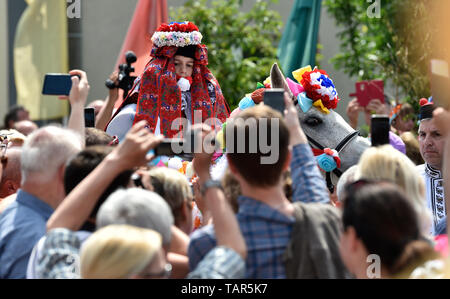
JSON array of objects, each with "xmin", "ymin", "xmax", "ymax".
[{"xmin": 111, "ymin": 44, "xmax": 230, "ymax": 138}]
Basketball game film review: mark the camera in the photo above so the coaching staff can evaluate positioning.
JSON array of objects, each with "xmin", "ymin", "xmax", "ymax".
[{"xmin": 105, "ymin": 51, "xmax": 137, "ymax": 99}]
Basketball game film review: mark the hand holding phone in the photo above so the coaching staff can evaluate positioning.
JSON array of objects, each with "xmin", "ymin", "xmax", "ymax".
[
  {"xmin": 350, "ymin": 80, "xmax": 384, "ymax": 108},
  {"xmin": 84, "ymin": 107, "xmax": 95, "ymax": 128},
  {"xmin": 371, "ymin": 115, "xmax": 390, "ymax": 146},
  {"xmin": 42, "ymin": 74, "xmax": 73, "ymax": 96},
  {"xmin": 264, "ymin": 89, "xmax": 286, "ymax": 114}
]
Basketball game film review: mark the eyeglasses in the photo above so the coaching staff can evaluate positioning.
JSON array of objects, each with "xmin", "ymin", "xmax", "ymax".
[{"xmin": 139, "ymin": 263, "xmax": 172, "ymax": 279}]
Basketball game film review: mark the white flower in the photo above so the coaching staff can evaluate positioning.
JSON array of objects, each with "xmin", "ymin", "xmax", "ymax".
[
  {"xmin": 168, "ymin": 157, "xmax": 183, "ymax": 170},
  {"xmin": 177, "ymin": 77, "xmax": 191, "ymax": 92}
]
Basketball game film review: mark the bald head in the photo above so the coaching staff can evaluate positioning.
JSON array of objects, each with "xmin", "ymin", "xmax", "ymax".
[
  {"xmin": 14, "ymin": 120, "xmax": 38, "ymax": 136},
  {"xmin": 0, "ymin": 147, "xmax": 22, "ymax": 198}
]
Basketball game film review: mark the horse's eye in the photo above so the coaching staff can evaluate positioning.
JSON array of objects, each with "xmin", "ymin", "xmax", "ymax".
[{"xmin": 304, "ymin": 116, "xmax": 323, "ymax": 126}]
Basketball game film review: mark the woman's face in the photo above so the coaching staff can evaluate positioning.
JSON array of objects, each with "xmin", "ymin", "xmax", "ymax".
[{"xmin": 174, "ymin": 55, "xmax": 194, "ymax": 78}]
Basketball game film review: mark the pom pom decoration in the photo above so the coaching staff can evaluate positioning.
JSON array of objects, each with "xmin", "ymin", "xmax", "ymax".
[
  {"xmin": 301, "ymin": 68, "xmax": 340, "ymax": 112},
  {"xmin": 177, "ymin": 77, "xmax": 191, "ymax": 92},
  {"xmin": 312, "ymin": 148, "xmax": 341, "ymax": 172},
  {"xmin": 238, "ymin": 96, "xmax": 255, "ymax": 110},
  {"xmin": 419, "ymin": 97, "xmax": 432, "ymax": 106},
  {"xmin": 286, "ymin": 66, "xmax": 339, "ymax": 114},
  {"xmin": 316, "ymin": 154, "xmax": 338, "ymax": 172},
  {"xmin": 251, "ymin": 88, "xmax": 265, "ymax": 104}
]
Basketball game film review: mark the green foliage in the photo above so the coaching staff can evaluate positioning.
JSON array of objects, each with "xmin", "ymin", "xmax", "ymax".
[
  {"xmin": 170, "ymin": 0, "xmax": 283, "ymax": 109},
  {"xmin": 324, "ymin": 0, "xmax": 433, "ymax": 109}
]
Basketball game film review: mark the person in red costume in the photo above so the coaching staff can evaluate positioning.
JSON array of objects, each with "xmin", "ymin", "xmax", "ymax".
[{"xmin": 107, "ymin": 22, "xmax": 230, "ymax": 140}]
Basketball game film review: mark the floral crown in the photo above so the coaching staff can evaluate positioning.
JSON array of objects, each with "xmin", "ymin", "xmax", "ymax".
[{"xmin": 151, "ymin": 22, "xmax": 203, "ymax": 48}]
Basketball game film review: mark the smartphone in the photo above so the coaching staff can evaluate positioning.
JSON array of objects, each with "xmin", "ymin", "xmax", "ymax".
[
  {"xmin": 264, "ymin": 88, "xmax": 286, "ymax": 114},
  {"xmin": 430, "ymin": 59, "xmax": 450, "ymax": 109},
  {"xmin": 154, "ymin": 138, "xmax": 194, "ymax": 160},
  {"xmin": 371, "ymin": 115, "xmax": 390, "ymax": 146},
  {"xmin": 84, "ymin": 107, "xmax": 95, "ymax": 128},
  {"xmin": 349, "ymin": 80, "xmax": 384, "ymax": 107},
  {"xmin": 42, "ymin": 74, "xmax": 73, "ymax": 96}
]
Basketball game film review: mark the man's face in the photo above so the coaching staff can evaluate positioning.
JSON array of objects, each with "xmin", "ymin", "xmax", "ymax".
[
  {"xmin": 174, "ymin": 55, "xmax": 194, "ymax": 78},
  {"xmin": 17, "ymin": 109, "xmax": 30, "ymax": 122},
  {"xmin": 418, "ymin": 118, "xmax": 445, "ymax": 169}
]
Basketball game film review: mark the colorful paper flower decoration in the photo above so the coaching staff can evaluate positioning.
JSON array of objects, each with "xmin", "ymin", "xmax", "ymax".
[
  {"xmin": 151, "ymin": 22, "xmax": 203, "ymax": 48},
  {"xmin": 288, "ymin": 65, "xmax": 340, "ymax": 114},
  {"xmin": 312, "ymin": 148, "xmax": 341, "ymax": 172}
]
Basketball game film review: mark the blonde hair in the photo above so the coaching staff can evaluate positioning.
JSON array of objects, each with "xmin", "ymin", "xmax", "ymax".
[
  {"xmin": 80, "ymin": 224, "xmax": 162, "ymax": 279},
  {"xmin": 355, "ymin": 145, "xmax": 431, "ymax": 234},
  {"xmin": 148, "ymin": 167, "xmax": 192, "ymax": 225}
]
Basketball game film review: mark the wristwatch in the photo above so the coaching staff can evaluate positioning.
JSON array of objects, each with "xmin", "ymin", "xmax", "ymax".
[{"xmin": 201, "ymin": 179, "xmax": 223, "ymax": 195}]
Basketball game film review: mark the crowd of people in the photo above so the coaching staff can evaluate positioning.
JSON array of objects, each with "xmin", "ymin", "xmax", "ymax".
[{"xmin": 0, "ymin": 21, "xmax": 449, "ymax": 280}]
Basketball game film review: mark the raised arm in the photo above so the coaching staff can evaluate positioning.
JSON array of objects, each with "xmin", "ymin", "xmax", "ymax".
[
  {"xmin": 67, "ymin": 70, "xmax": 90, "ymax": 147},
  {"xmin": 96, "ymin": 71, "xmax": 119, "ymax": 131},
  {"xmin": 47, "ymin": 121, "xmax": 163, "ymax": 231},
  {"xmin": 192, "ymin": 124, "xmax": 246, "ymax": 259},
  {"xmin": 283, "ymin": 92, "xmax": 329, "ymax": 204}
]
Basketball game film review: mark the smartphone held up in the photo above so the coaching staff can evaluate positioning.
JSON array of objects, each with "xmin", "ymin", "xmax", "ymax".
[
  {"xmin": 371, "ymin": 115, "xmax": 390, "ymax": 147},
  {"xmin": 263, "ymin": 88, "xmax": 286, "ymax": 114},
  {"xmin": 42, "ymin": 73, "xmax": 80, "ymax": 96}
]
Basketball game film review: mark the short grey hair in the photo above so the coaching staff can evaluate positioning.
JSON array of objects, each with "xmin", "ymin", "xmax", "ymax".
[
  {"xmin": 21, "ymin": 126, "xmax": 83, "ymax": 183},
  {"xmin": 336, "ymin": 165, "xmax": 358, "ymax": 202},
  {"xmin": 96, "ymin": 188, "xmax": 174, "ymax": 245}
]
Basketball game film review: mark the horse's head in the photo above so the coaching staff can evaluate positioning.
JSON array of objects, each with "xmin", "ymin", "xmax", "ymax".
[{"xmin": 270, "ymin": 63, "xmax": 370, "ymax": 186}]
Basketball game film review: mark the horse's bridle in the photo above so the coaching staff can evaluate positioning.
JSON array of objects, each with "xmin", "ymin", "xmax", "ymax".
[
  {"xmin": 292, "ymin": 98, "xmax": 361, "ymax": 193},
  {"xmin": 305, "ymin": 130, "xmax": 360, "ymax": 193}
]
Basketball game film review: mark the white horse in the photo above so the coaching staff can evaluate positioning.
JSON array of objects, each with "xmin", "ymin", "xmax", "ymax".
[{"xmin": 269, "ymin": 63, "xmax": 370, "ymax": 190}]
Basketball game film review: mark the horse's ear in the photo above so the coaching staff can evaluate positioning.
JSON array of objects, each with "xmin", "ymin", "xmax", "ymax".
[{"xmin": 270, "ymin": 63, "xmax": 294, "ymax": 99}]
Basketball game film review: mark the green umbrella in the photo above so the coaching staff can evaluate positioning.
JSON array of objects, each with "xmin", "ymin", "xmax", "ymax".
[{"xmin": 278, "ymin": 0, "xmax": 322, "ymax": 79}]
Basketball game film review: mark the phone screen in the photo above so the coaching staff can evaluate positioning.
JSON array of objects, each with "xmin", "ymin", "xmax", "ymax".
[
  {"xmin": 371, "ymin": 115, "xmax": 390, "ymax": 146},
  {"xmin": 42, "ymin": 74, "xmax": 73, "ymax": 96},
  {"xmin": 430, "ymin": 59, "xmax": 450, "ymax": 109},
  {"xmin": 350, "ymin": 80, "xmax": 384, "ymax": 107},
  {"xmin": 84, "ymin": 108, "xmax": 95, "ymax": 128},
  {"xmin": 154, "ymin": 138, "xmax": 190, "ymax": 157},
  {"xmin": 263, "ymin": 89, "xmax": 285, "ymax": 114}
]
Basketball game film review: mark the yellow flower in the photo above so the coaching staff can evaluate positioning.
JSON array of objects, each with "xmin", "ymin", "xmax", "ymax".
[
  {"xmin": 313, "ymin": 100, "xmax": 330, "ymax": 114},
  {"xmin": 292, "ymin": 65, "xmax": 312, "ymax": 83}
]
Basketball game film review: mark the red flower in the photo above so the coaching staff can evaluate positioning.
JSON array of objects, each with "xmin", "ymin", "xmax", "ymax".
[
  {"xmin": 188, "ymin": 22, "xmax": 198, "ymax": 31},
  {"xmin": 159, "ymin": 24, "xmax": 170, "ymax": 31},
  {"xmin": 301, "ymin": 69, "xmax": 340, "ymax": 110}
]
